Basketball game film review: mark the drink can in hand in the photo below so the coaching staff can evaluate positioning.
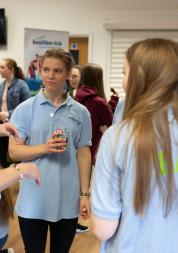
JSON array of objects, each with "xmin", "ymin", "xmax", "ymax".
[{"xmin": 55, "ymin": 128, "xmax": 69, "ymax": 150}]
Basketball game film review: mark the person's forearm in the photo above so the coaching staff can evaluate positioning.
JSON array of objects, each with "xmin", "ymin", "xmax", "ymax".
[
  {"xmin": 0, "ymin": 167, "xmax": 20, "ymax": 191},
  {"xmin": 77, "ymin": 147, "xmax": 91, "ymax": 193},
  {"xmin": 9, "ymin": 143, "xmax": 47, "ymax": 161}
]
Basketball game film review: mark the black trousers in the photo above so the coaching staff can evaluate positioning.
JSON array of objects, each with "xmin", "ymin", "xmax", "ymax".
[
  {"xmin": 18, "ymin": 216, "xmax": 78, "ymax": 253},
  {"xmin": 0, "ymin": 136, "xmax": 10, "ymax": 168}
]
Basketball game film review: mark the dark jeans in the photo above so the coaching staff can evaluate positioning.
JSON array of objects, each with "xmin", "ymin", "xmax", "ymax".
[
  {"xmin": 18, "ymin": 216, "xmax": 78, "ymax": 253},
  {"xmin": 0, "ymin": 234, "xmax": 8, "ymax": 250}
]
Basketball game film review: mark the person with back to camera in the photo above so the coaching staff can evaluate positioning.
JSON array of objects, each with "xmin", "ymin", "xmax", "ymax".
[
  {"xmin": 76, "ymin": 63, "xmax": 113, "ymax": 166},
  {"xmin": 0, "ymin": 58, "xmax": 31, "ymax": 168},
  {"xmin": 0, "ymin": 122, "xmax": 40, "ymax": 253},
  {"xmin": 8, "ymin": 48, "xmax": 92, "ymax": 253},
  {"xmin": 91, "ymin": 38, "xmax": 178, "ymax": 253}
]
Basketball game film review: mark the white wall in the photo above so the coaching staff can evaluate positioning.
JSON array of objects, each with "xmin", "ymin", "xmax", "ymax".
[
  {"xmin": 0, "ymin": 0, "xmax": 107, "ymax": 68},
  {"xmin": 1, "ymin": 0, "xmax": 178, "ymax": 95}
]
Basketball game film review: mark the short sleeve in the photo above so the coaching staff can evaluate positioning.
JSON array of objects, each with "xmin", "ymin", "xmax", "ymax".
[
  {"xmin": 91, "ymin": 126, "xmax": 122, "ymax": 220},
  {"xmin": 77, "ymin": 107, "xmax": 92, "ymax": 147}
]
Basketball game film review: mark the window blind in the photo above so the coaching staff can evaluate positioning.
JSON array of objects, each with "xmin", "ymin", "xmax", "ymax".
[{"xmin": 109, "ymin": 30, "xmax": 178, "ymax": 98}]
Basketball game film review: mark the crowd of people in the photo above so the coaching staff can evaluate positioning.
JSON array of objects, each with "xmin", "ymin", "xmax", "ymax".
[{"xmin": 0, "ymin": 37, "xmax": 177, "ymax": 253}]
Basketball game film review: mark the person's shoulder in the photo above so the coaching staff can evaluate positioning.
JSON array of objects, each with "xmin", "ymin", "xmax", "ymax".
[
  {"xmin": 71, "ymin": 98, "xmax": 89, "ymax": 111},
  {"xmin": 102, "ymin": 124, "xmax": 118, "ymax": 139},
  {"xmin": 13, "ymin": 79, "xmax": 29, "ymax": 91},
  {"xmin": 91, "ymin": 96, "xmax": 110, "ymax": 108},
  {"xmin": 104, "ymin": 121, "xmax": 133, "ymax": 144},
  {"xmin": 116, "ymin": 99, "xmax": 125, "ymax": 109},
  {"xmin": 113, "ymin": 99, "xmax": 125, "ymax": 124},
  {"xmin": 101, "ymin": 122, "xmax": 133, "ymax": 167},
  {"xmin": 11, "ymin": 96, "xmax": 34, "ymax": 120},
  {"xmin": 92, "ymin": 95, "xmax": 105, "ymax": 103},
  {"xmin": 17, "ymin": 78, "xmax": 29, "ymax": 87},
  {"xmin": 69, "ymin": 98, "xmax": 91, "ymax": 119},
  {"xmin": 15, "ymin": 95, "xmax": 35, "ymax": 109}
]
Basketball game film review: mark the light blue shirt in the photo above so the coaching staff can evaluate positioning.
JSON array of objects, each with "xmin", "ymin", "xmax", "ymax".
[
  {"xmin": 91, "ymin": 108, "xmax": 178, "ymax": 253},
  {"xmin": 10, "ymin": 89, "xmax": 92, "ymax": 222},
  {"xmin": 112, "ymin": 99, "xmax": 125, "ymax": 124}
]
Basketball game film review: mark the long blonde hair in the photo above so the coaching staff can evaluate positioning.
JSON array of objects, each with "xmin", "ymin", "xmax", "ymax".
[{"xmin": 122, "ymin": 38, "xmax": 178, "ymax": 215}]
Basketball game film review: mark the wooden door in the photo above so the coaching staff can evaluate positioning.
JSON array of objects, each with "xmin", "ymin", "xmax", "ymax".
[{"xmin": 69, "ymin": 37, "xmax": 88, "ymax": 65}]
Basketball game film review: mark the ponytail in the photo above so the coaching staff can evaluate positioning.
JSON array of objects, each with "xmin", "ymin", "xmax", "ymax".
[{"xmin": 3, "ymin": 58, "xmax": 25, "ymax": 80}]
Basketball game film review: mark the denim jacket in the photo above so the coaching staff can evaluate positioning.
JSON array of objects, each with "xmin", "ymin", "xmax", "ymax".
[{"xmin": 0, "ymin": 78, "xmax": 31, "ymax": 117}]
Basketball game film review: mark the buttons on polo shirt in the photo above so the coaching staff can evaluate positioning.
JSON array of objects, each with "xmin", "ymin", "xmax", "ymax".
[{"xmin": 50, "ymin": 113, "xmax": 54, "ymax": 118}]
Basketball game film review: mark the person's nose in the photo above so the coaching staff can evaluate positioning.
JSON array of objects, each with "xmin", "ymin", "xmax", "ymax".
[{"xmin": 47, "ymin": 71, "xmax": 55, "ymax": 79}]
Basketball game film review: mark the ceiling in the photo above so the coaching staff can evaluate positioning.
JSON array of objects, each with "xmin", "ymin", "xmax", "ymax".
[{"xmin": 83, "ymin": 0, "xmax": 178, "ymax": 10}]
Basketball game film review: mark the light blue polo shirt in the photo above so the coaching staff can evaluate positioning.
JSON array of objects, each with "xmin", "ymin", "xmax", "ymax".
[
  {"xmin": 112, "ymin": 99, "xmax": 125, "ymax": 124},
  {"xmin": 91, "ymin": 108, "xmax": 178, "ymax": 253},
  {"xmin": 10, "ymin": 89, "xmax": 92, "ymax": 222}
]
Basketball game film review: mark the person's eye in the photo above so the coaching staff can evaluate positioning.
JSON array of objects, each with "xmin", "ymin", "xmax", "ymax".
[
  {"xmin": 43, "ymin": 67, "xmax": 49, "ymax": 72},
  {"xmin": 55, "ymin": 68, "xmax": 64, "ymax": 74}
]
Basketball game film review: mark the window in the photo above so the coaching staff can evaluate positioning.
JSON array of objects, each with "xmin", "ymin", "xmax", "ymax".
[{"xmin": 109, "ymin": 30, "xmax": 178, "ymax": 98}]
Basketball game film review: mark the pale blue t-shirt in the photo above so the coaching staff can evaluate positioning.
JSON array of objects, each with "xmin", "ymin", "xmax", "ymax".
[
  {"xmin": 10, "ymin": 90, "xmax": 92, "ymax": 222},
  {"xmin": 92, "ymin": 108, "xmax": 178, "ymax": 253},
  {"xmin": 112, "ymin": 99, "xmax": 125, "ymax": 124}
]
